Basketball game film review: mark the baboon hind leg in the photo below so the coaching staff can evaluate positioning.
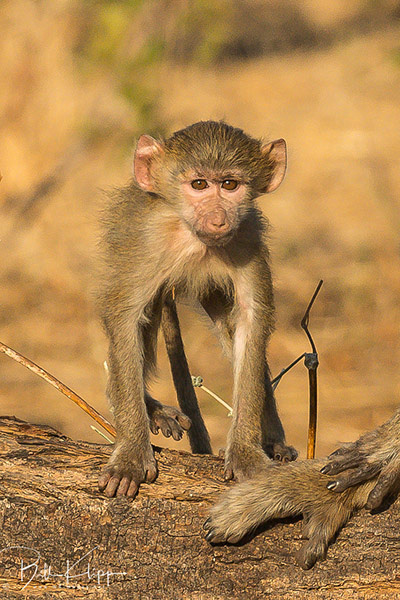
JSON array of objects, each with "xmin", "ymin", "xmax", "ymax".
[
  {"xmin": 162, "ymin": 296, "xmax": 212, "ymax": 454},
  {"xmin": 142, "ymin": 294, "xmax": 192, "ymax": 443}
]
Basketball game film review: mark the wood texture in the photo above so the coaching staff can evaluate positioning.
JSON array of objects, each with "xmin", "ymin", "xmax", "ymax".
[{"xmin": 0, "ymin": 415, "xmax": 399, "ymax": 599}]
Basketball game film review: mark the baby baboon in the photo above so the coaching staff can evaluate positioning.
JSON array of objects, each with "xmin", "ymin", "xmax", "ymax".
[
  {"xmin": 97, "ymin": 120, "xmax": 297, "ymax": 498},
  {"xmin": 205, "ymin": 408, "xmax": 400, "ymax": 568}
]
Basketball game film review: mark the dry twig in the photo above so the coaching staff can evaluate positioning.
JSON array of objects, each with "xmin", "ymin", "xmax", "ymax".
[
  {"xmin": 0, "ymin": 340, "xmax": 116, "ymax": 438},
  {"xmin": 301, "ymin": 280, "xmax": 323, "ymax": 458}
]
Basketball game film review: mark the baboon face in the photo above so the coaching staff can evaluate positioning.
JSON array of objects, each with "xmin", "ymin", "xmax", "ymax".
[
  {"xmin": 177, "ymin": 169, "xmax": 249, "ymax": 246},
  {"xmin": 134, "ymin": 120, "xmax": 287, "ymax": 247}
]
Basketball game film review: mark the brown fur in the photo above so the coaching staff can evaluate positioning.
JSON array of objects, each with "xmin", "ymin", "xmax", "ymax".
[
  {"xmin": 205, "ymin": 459, "xmax": 376, "ymax": 569},
  {"xmin": 97, "ymin": 120, "xmax": 296, "ymax": 498},
  {"xmin": 205, "ymin": 409, "xmax": 400, "ymax": 568}
]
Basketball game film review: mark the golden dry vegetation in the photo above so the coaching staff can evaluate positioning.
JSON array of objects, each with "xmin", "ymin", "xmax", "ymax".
[{"xmin": 1, "ymin": 0, "xmax": 400, "ymax": 459}]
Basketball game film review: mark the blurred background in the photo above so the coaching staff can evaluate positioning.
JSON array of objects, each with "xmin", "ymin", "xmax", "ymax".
[{"xmin": 1, "ymin": 0, "xmax": 400, "ymax": 459}]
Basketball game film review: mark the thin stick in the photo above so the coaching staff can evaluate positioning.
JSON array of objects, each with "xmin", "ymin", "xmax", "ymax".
[
  {"xmin": 271, "ymin": 352, "xmax": 306, "ymax": 390},
  {"xmin": 199, "ymin": 384, "xmax": 233, "ymax": 416},
  {"xmin": 191, "ymin": 375, "xmax": 233, "ymax": 416},
  {"xmin": 304, "ymin": 353, "xmax": 319, "ymax": 459},
  {"xmin": 90, "ymin": 425, "xmax": 114, "ymax": 444},
  {"xmin": 0, "ymin": 340, "xmax": 116, "ymax": 438},
  {"xmin": 301, "ymin": 280, "xmax": 323, "ymax": 354},
  {"xmin": 301, "ymin": 280, "xmax": 323, "ymax": 459}
]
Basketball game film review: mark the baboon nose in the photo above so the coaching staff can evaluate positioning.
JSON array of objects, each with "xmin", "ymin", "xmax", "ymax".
[{"xmin": 205, "ymin": 210, "xmax": 229, "ymax": 232}]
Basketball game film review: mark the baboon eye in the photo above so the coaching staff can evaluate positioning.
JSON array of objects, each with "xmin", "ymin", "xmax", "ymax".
[
  {"xmin": 191, "ymin": 179, "xmax": 208, "ymax": 190},
  {"xmin": 221, "ymin": 180, "xmax": 238, "ymax": 190}
]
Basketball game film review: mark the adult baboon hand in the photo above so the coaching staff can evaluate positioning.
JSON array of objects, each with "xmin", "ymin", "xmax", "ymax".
[{"xmin": 321, "ymin": 409, "xmax": 400, "ymax": 509}]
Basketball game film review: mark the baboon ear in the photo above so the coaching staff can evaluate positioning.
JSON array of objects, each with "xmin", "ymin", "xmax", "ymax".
[
  {"xmin": 260, "ymin": 138, "xmax": 287, "ymax": 193},
  {"xmin": 134, "ymin": 135, "xmax": 163, "ymax": 192}
]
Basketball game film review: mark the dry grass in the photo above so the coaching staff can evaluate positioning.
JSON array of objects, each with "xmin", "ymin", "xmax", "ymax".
[{"xmin": 1, "ymin": 1, "xmax": 400, "ymax": 459}]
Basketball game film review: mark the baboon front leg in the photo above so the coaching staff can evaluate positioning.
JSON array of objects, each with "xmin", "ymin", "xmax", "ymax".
[
  {"xmin": 296, "ymin": 504, "xmax": 353, "ymax": 569},
  {"xmin": 225, "ymin": 318, "xmax": 276, "ymax": 480},
  {"xmin": 202, "ymin": 293, "xmax": 272, "ymax": 478},
  {"xmin": 202, "ymin": 289, "xmax": 295, "ymax": 476},
  {"xmin": 98, "ymin": 316, "xmax": 157, "ymax": 498},
  {"xmin": 204, "ymin": 459, "xmax": 364, "ymax": 569}
]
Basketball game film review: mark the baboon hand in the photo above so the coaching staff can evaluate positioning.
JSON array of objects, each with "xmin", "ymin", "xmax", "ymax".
[
  {"xmin": 322, "ymin": 452, "xmax": 400, "ymax": 509},
  {"xmin": 321, "ymin": 412, "xmax": 400, "ymax": 509},
  {"xmin": 148, "ymin": 402, "xmax": 191, "ymax": 441},
  {"xmin": 98, "ymin": 441, "xmax": 157, "ymax": 498}
]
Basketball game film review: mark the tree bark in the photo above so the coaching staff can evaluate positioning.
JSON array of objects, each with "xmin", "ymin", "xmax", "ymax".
[{"xmin": 0, "ymin": 416, "xmax": 399, "ymax": 600}]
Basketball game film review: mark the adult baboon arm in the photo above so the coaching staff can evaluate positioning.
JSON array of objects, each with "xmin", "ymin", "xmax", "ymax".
[{"xmin": 321, "ymin": 408, "xmax": 400, "ymax": 509}]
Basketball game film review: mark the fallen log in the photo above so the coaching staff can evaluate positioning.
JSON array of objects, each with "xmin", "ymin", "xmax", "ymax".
[{"xmin": 0, "ymin": 416, "xmax": 399, "ymax": 600}]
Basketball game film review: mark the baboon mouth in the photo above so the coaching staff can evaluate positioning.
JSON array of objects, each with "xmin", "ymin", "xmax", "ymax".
[{"xmin": 196, "ymin": 230, "xmax": 234, "ymax": 247}]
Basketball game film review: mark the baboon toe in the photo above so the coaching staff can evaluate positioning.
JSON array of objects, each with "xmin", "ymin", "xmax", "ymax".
[
  {"xmin": 272, "ymin": 443, "xmax": 298, "ymax": 463},
  {"xmin": 223, "ymin": 464, "xmax": 234, "ymax": 481},
  {"xmin": 98, "ymin": 447, "xmax": 157, "ymax": 498},
  {"xmin": 296, "ymin": 545, "xmax": 320, "ymax": 570},
  {"xmin": 203, "ymin": 518, "xmax": 244, "ymax": 545},
  {"xmin": 150, "ymin": 405, "xmax": 191, "ymax": 441},
  {"xmin": 296, "ymin": 538, "xmax": 327, "ymax": 570},
  {"xmin": 98, "ymin": 469, "xmax": 140, "ymax": 499}
]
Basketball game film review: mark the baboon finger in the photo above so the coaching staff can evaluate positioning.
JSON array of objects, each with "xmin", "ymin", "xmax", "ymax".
[
  {"xmin": 321, "ymin": 453, "xmax": 365, "ymax": 475},
  {"xmin": 154, "ymin": 415, "xmax": 172, "ymax": 438},
  {"xmin": 327, "ymin": 463, "xmax": 381, "ymax": 492},
  {"xmin": 98, "ymin": 470, "xmax": 112, "ymax": 492},
  {"xmin": 153, "ymin": 407, "xmax": 190, "ymax": 438},
  {"xmin": 296, "ymin": 543, "xmax": 321, "ymax": 570},
  {"xmin": 104, "ymin": 475, "xmax": 123, "ymax": 498},
  {"xmin": 366, "ymin": 461, "xmax": 400, "ymax": 510},
  {"xmin": 150, "ymin": 421, "xmax": 160, "ymax": 435},
  {"xmin": 116, "ymin": 476, "xmax": 131, "ymax": 496},
  {"xmin": 160, "ymin": 405, "xmax": 191, "ymax": 429},
  {"xmin": 159, "ymin": 415, "xmax": 180, "ymax": 438},
  {"xmin": 272, "ymin": 443, "xmax": 298, "ymax": 463},
  {"xmin": 99, "ymin": 471, "xmax": 139, "ymax": 498},
  {"xmin": 327, "ymin": 442, "xmax": 357, "ymax": 459},
  {"xmin": 145, "ymin": 463, "xmax": 158, "ymax": 483},
  {"xmin": 127, "ymin": 480, "xmax": 139, "ymax": 498},
  {"xmin": 204, "ymin": 520, "xmax": 243, "ymax": 544},
  {"xmin": 226, "ymin": 532, "xmax": 243, "ymax": 544},
  {"xmin": 224, "ymin": 465, "xmax": 234, "ymax": 481},
  {"xmin": 205, "ymin": 528, "xmax": 224, "ymax": 543},
  {"xmin": 168, "ymin": 419, "xmax": 184, "ymax": 441},
  {"xmin": 176, "ymin": 413, "xmax": 192, "ymax": 430}
]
